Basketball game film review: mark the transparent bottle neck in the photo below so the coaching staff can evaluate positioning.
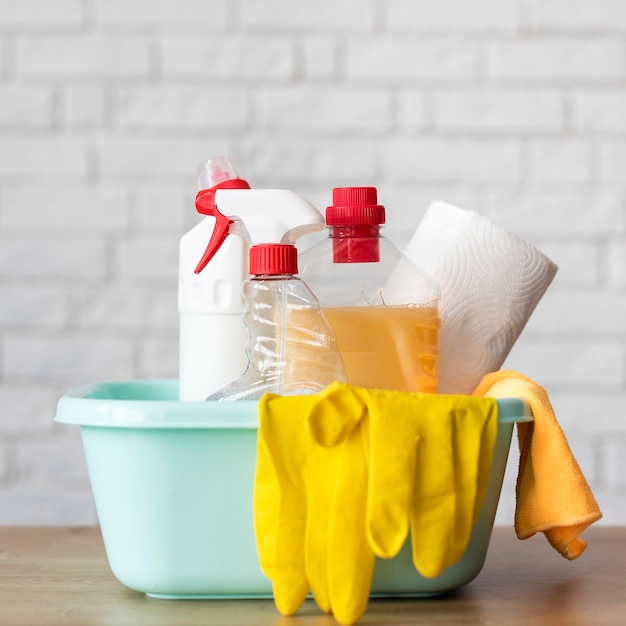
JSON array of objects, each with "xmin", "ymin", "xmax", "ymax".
[
  {"xmin": 328, "ymin": 224, "xmax": 382, "ymax": 263},
  {"xmin": 250, "ymin": 273, "xmax": 296, "ymax": 280}
]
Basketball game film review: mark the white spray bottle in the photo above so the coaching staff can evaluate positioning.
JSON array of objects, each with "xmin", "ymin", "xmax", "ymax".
[
  {"xmin": 193, "ymin": 187, "xmax": 346, "ymax": 401},
  {"xmin": 178, "ymin": 157, "xmax": 251, "ymax": 401}
]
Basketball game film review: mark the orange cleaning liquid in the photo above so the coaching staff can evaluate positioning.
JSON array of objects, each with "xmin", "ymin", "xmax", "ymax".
[{"xmin": 322, "ymin": 305, "xmax": 440, "ymax": 393}]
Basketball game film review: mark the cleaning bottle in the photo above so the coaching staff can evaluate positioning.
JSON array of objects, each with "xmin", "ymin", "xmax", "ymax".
[
  {"xmin": 178, "ymin": 157, "xmax": 251, "ymax": 401},
  {"xmin": 299, "ymin": 187, "xmax": 440, "ymax": 393},
  {"xmin": 192, "ymin": 186, "xmax": 346, "ymax": 401}
]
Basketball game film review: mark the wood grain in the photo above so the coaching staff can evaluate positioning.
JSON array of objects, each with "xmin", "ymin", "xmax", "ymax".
[{"xmin": 0, "ymin": 526, "xmax": 623, "ymax": 625}]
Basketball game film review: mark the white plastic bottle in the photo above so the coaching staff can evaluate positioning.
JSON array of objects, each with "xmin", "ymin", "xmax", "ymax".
[
  {"xmin": 191, "ymin": 186, "xmax": 346, "ymax": 401},
  {"xmin": 208, "ymin": 243, "xmax": 346, "ymax": 401},
  {"xmin": 178, "ymin": 157, "xmax": 251, "ymax": 401}
]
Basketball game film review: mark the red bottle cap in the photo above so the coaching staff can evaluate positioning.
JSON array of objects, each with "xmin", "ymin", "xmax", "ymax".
[
  {"xmin": 249, "ymin": 244, "xmax": 298, "ymax": 276},
  {"xmin": 326, "ymin": 187, "xmax": 386, "ymax": 226},
  {"xmin": 327, "ymin": 187, "xmax": 383, "ymax": 263}
]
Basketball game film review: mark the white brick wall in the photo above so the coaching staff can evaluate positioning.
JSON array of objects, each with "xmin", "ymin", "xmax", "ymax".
[{"xmin": 0, "ymin": 0, "xmax": 624, "ymax": 526}]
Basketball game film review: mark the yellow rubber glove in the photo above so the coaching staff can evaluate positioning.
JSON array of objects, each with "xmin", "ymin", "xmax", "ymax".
[
  {"xmin": 255, "ymin": 382, "xmax": 498, "ymax": 624},
  {"xmin": 254, "ymin": 393, "xmax": 314, "ymax": 615},
  {"xmin": 326, "ymin": 418, "xmax": 373, "ymax": 625},
  {"xmin": 306, "ymin": 383, "xmax": 367, "ymax": 615},
  {"xmin": 310, "ymin": 385, "xmax": 498, "ymax": 578},
  {"xmin": 255, "ymin": 388, "xmax": 366, "ymax": 619},
  {"xmin": 405, "ymin": 395, "xmax": 498, "ymax": 577},
  {"xmin": 309, "ymin": 384, "xmax": 417, "ymax": 561}
]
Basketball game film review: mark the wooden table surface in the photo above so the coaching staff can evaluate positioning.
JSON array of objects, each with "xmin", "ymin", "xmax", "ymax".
[{"xmin": 0, "ymin": 526, "xmax": 623, "ymax": 625}]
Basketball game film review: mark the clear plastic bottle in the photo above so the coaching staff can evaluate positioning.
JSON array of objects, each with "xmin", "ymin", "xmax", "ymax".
[
  {"xmin": 208, "ymin": 243, "xmax": 346, "ymax": 401},
  {"xmin": 299, "ymin": 187, "xmax": 440, "ymax": 393}
]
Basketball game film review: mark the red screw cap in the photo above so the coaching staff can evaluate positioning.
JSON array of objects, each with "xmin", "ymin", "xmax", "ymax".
[
  {"xmin": 326, "ymin": 187, "xmax": 386, "ymax": 226},
  {"xmin": 249, "ymin": 244, "xmax": 298, "ymax": 276}
]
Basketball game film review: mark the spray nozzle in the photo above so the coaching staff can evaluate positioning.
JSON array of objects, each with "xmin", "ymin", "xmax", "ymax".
[
  {"xmin": 193, "ymin": 157, "xmax": 251, "ymax": 274},
  {"xmin": 194, "ymin": 180, "xmax": 251, "ymax": 274},
  {"xmin": 197, "ymin": 156, "xmax": 246, "ymax": 190},
  {"xmin": 194, "ymin": 187, "xmax": 325, "ymax": 276}
]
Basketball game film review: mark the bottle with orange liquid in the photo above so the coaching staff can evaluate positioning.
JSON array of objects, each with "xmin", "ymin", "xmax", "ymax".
[{"xmin": 299, "ymin": 187, "xmax": 440, "ymax": 393}]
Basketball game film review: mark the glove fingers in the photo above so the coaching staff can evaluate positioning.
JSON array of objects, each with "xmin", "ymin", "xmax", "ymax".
[
  {"xmin": 411, "ymin": 403, "xmax": 455, "ymax": 578},
  {"xmin": 446, "ymin": 401, "xmax": 497, "ymax": 566},
  {"xmin": 328, "ymin": 422, "xmax": 375, "ymax": 625},
  {"xmin": 272, "ymin": 492, "xmax": 309, "ymax": 615},
  {"xmin": 365, "ymin": 390, "xmax": 420, "ymax": 558},
  {"xmin": 257, "ymin": 394, "xmax": 312, "ymax": 616},
  {"xmin": 410, "ymin": 397, "xmax": 499, "ymax": 578},
  {"xmin": 254, "ymin": 437, "xmax": 280, "ymax": 578},
  {"xmin": 304, "ymin": 442, "xmax": 340, "ymax": 613}
]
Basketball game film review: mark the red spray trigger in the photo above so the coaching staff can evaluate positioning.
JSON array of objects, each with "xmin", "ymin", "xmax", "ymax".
[{"xmin": 194, "ymin": 178, "xmax": 250, "ymax": 274}]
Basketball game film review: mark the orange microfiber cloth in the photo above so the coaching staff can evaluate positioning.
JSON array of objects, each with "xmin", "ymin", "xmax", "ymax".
[{"xmin": 472, "ymin": 370, "xmax": 602, "ymax": 559}]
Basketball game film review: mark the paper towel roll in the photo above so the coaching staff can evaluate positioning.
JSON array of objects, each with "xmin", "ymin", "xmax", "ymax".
[{"xmin": 404, "ymin": 201, "xmax": 558, "ymax": 395}]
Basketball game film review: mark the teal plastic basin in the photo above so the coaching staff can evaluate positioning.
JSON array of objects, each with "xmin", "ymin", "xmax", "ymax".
[{"xmin": 56, "ymin": 379, "xmax": 532, "ymax": 599}]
